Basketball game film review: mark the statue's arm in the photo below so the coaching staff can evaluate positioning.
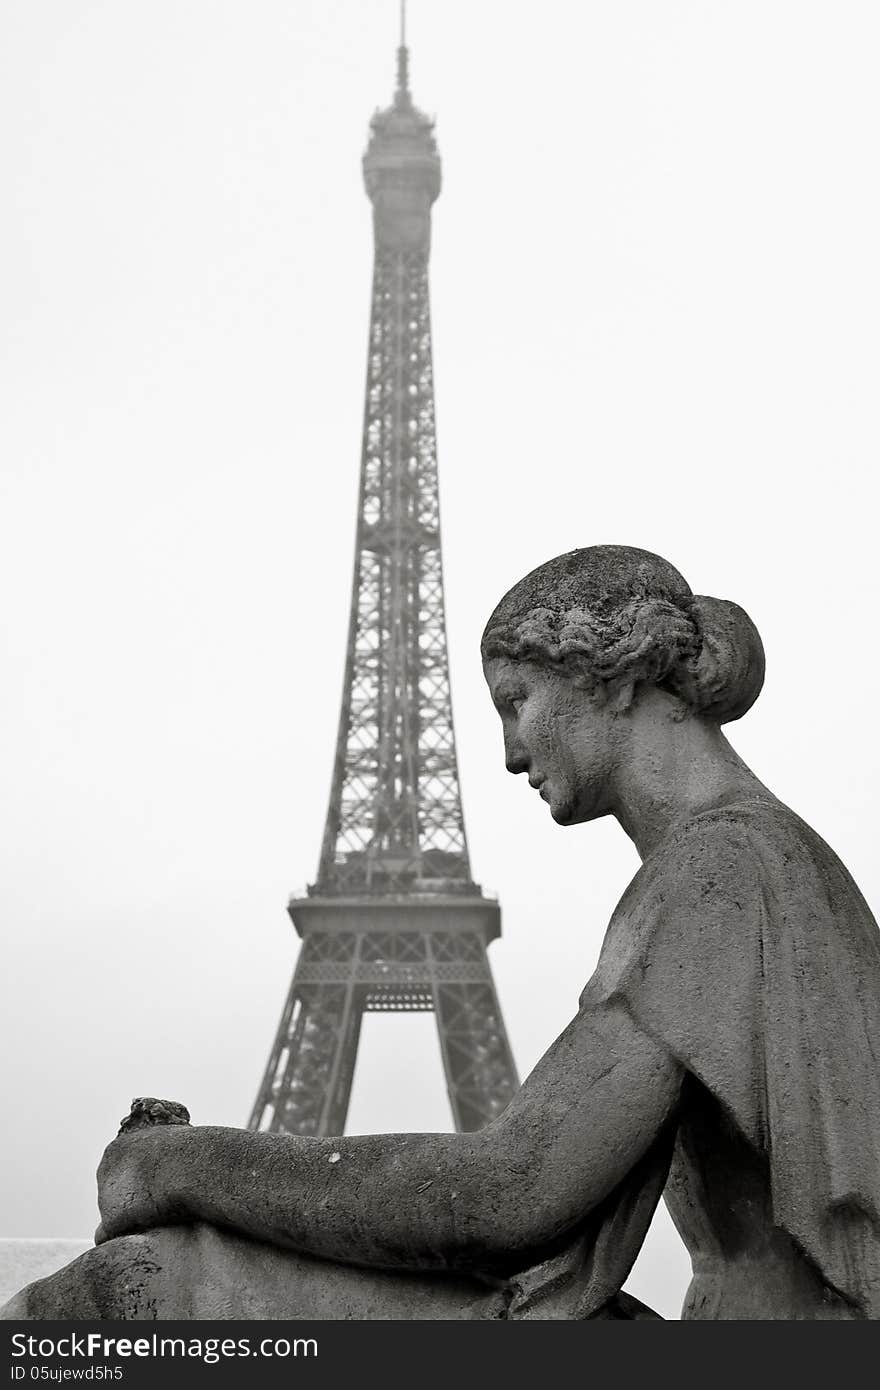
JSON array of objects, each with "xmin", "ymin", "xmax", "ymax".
[{"xmin": 97, "ymin": 994, "xmax": 682, "ymax": 1274}]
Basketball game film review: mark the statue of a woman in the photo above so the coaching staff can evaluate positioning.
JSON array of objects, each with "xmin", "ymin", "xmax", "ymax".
[{"xmin": 5, "ymin": 545, "xmax": 880, "ymax": 1320}]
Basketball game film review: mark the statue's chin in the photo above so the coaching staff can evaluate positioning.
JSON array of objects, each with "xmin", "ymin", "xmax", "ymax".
[{"xmin": 551, "ymin": 797, "xmax": 605, "ymax": 827}]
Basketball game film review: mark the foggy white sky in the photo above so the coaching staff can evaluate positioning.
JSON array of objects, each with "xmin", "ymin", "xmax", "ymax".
[{"xmin": 2, "ymin": 1, "xmax": 879, "ymax": 1319}]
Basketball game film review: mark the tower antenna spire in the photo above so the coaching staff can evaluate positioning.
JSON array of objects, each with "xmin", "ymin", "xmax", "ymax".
[{"xmin": 396, "ymin": 0, "xmax": 409, "ymax": 98}]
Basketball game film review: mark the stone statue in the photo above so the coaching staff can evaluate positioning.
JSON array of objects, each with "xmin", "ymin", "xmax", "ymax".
[{"xmin": 4, "ymin": 544, "xmax": 879, "ymax": 1320}]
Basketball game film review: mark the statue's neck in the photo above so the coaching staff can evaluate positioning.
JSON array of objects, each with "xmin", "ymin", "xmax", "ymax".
[{"xmin": 611, "ymin": 713, "xmax": 771, "ymax": 860}]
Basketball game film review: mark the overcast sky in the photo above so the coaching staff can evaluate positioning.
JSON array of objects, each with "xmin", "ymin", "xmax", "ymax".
[{"xmin": 2, "ymin": 1, "xmax": 879, "ymax": 1319}]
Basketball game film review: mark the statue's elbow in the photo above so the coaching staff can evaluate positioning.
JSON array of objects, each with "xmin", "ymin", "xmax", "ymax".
[
  {"xmin": 444, "ymin": 1138, "xmax": 566, "ymax": 1270},
  {"xmin": 445, "ymin": 1199, "xmax": 564, "ymax": 1277},
  {"xmin": 494, "ymin": 1195, "xmax": 570, "ymax": 1265}
]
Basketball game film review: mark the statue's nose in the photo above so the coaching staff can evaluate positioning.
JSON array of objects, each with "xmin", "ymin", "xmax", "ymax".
[{"xmin": 505, "ymin": 742, "xmax": 529, "ymax": 776}]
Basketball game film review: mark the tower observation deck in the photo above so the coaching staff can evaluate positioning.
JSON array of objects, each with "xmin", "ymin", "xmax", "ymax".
[{"xmin": 250, "ymin": 19, "xmax": 519, "ymax": 1138}]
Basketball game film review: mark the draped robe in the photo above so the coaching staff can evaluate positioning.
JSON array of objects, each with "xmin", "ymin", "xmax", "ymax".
[{"xmin": 513, "ymin": 799, "xmax": 880, "ymax": 1318}]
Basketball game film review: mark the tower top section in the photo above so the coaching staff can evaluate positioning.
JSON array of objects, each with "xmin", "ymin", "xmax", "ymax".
[{"xmin": 363, "ymin": 18, "xmax": 441, "ymax": 251}]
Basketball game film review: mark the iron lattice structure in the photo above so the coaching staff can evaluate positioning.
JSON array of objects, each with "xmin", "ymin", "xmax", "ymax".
[{"xmin": 251, "ymin": 39, "xmax": 518, "ymax": 1139}]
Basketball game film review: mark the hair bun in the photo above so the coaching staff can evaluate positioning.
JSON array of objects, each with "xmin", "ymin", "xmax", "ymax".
[{"xmin": 672, "ymin": 595, "xmax": 765, "ymax": 723}]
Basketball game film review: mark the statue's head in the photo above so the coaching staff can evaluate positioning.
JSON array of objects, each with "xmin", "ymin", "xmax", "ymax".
[{"xmin": 481, "ymin": 545, "xmax": 764, "ymax": 825}]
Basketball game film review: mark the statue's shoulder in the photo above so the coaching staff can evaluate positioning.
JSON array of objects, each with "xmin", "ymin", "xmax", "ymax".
[
  {"xmin": 608, "ymin": 799, "xmax": 777, "ymax": 929},
  {"xmin": 594, "ymin": 796, "xmax": 878, "ymax": 1004},
  {"xmin": 625, "ymin": 796, "xmax": 845, "ymax": 910},
  {"xmin": 595, "ymin": 799, "xmax": 836, "ymax": 997}
]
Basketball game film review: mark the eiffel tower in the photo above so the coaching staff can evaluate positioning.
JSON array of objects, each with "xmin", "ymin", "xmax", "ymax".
[{"xmin": 250, "ymin": 12, "xmax": 518, "ymax": 1139}]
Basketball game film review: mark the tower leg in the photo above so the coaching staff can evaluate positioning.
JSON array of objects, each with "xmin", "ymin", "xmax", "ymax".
[
  {"xmin": 254, "ymin": 984, "xmax": 363, "ymax": 1137},
  {"xmin": 434, "ymin": 981, "xmax": 519, "ymax": 1131}
]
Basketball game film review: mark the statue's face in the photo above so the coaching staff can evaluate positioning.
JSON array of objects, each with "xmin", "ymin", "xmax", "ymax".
[{"xmin": 483, "ymin": 656, "xmax": 621, "ymax": 826}]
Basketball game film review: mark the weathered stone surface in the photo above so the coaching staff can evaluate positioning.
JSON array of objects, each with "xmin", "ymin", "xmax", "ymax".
[
  {"xmin": 0, "ymin": 1227, "xmax": 507, "ymax": 1320},
  {"xmin": 5, "ymin": 546, "xmax": 879, "ymax": 1320},
  {"xmin": 118, "ymin": 1098, "xmax": 191, "ymax": 1134},
  {"xmin": 0, "ymin": 1242, "xmax": 91, "ymax": 1310}
]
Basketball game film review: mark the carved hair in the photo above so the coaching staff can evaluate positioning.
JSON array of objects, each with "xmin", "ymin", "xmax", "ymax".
[{"xmin": 481, "ymin": 545, "xmax": 765, "ymax": 724}]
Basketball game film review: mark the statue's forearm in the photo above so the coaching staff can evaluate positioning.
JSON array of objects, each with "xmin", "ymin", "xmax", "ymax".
[
  {"xmin": 170, "ymin": 1124, "xmax": 526, "ymax": 1273},
  {"xmin": 123, "ymin": 1001, "xmax": 681, "ymax": 1273}
]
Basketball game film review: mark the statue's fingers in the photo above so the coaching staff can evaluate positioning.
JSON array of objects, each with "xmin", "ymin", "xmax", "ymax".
[{"xmin": 118, "ymin": 1097, "xmax": 191, "ymax": 1133}]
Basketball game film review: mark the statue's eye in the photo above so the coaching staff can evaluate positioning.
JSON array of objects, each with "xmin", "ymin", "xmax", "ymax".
[{"xmin": 509, "ymin": 695, "xmax": 526, "ymax": 713}]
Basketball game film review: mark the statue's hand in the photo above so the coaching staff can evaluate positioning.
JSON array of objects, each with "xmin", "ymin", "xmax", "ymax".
[
  {"xmin": 117, "ymin": 1096, "xmax": 191, "ymax": 1134},
  {"xmin": 96, "ymin": 1097, "xmax": 193, "ymax": 1243}
]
